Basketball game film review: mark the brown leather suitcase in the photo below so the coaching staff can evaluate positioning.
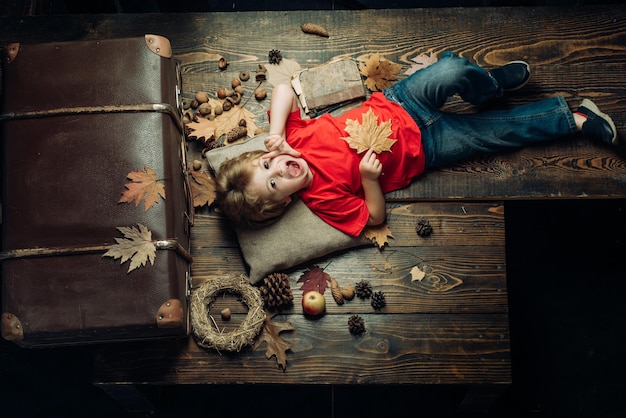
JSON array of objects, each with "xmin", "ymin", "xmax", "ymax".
[{"xmin": 0, "ymin": 35, "xmax": 192, "ymax": 347}]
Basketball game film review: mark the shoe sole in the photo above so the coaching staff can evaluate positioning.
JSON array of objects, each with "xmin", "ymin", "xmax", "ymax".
[
  {"xmin": 502, "ymin": 60, "xmax": 531, "ymax": 91},
  {"xmin": 581, "ymin": 98, "xmax": 618, "ymax": 145}
]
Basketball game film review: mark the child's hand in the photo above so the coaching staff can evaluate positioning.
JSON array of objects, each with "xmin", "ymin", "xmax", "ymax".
[
  {"xmin": 359, "ymin": 148, "xmax": 382, "ymax": 181},
  {"xmin": 264, "ymin": 133, "xmax": 301, "ymax": 159}
]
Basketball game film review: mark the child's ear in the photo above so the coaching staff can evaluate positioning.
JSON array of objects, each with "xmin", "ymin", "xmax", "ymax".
[{"xmin": 283, "ymin": 196, "xmax": 292, "ymax": 207}]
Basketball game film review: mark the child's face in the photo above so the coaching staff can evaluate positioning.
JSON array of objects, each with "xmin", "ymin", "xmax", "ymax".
[{"xmin": 249, "ymin": 154, "xmax": 312, "ymax": 205}]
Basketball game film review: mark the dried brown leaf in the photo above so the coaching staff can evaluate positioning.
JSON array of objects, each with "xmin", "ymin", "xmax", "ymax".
[
  {"xmin": 118, "ymin": 166, "xmax": 165, "ymax": 210},
  {"xmin": 189, "ymin": 170, "xmax": 216, "ymax": 208},
  {"xmin": 252, "ymin": 316, "xmax": 294, "ymax": 370},
  {"xmin": 364, "ymin": 223, "xmax": 393, "ymax": 248},
  {"xmin": 266, "ymin": 58, "xmax": 302, "ymax": 87},
  {"xmin": 342, "ymin": 108, "xmax": 396, "ymax": 154},
  {"xmin": 358, "ymin": 53, "xmax": 402, "ymax": 92},
  {"xmin": 186, "ymin": 117, "xmax": 217, "ymax": 142},
  {"xmin": 214, "ymin": 105, "xmax": 258, "ymax": 141}
]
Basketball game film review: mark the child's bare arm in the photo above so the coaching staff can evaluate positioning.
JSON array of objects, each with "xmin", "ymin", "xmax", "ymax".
[
  {"xmin": 264, "ymin": 84, "xmax": 301, "ymax": 158},
  {"xmin": 360, "ymin": 149, "xmax": 386, "ymax": 226}
]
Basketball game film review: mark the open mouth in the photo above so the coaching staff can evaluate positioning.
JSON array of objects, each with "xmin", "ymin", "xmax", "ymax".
[{"xmin": 286, "ymin": 161, "xmax": 301, "ymax": 177}]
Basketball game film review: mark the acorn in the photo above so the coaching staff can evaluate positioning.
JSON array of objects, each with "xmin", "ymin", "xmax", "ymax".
[
  {"xmin": 213, "ymin": 103, "xmax": 223, "ymax": 115},
  {"xmin": 239, "ymin": 70, "xmax": 250, "ymax": 81},
  {"xmin": 190, "ymin": 99, "xmax": 199, "ymax": 109},
  {"xmin": 195, "ymin": 91, "xmax": 209, "ymax": 104},
  {"xmin": 218, "ymin": 57, "xmax": 228, "ymax": 70},
  {"xmin": 217, "ymin": 88, "xmax": 233, "ymax": 99},
  {"xmin": 182, "ymin": 99, "xmax": 192, "ymax": 110},
  {"xmin": 192, "ymin": 160, "xmax": 202, "ymax": 171},
  {"xmin": 234, "ymin": 85, "xmax": 244, "ymax": 95},
  {"xmin": 340, "ymin": 285, "xmax": 355, "ymax": 301},
  {"xmin": 221, "ymin": 308, "xmax": 231, "ymax": 321},
  {"xmin": 222, "ymin": 100, "xmax": 233, "ymax": 111},
  {"xmin": 231, "ymin": 92, "xmax": 242, "ymax": 105},
  {"xmin": 231, "ymin": 78, "xmax": 241, "ymax": 88},
  {"xmin": 198, "ymin": 102, "xmax": 211, "ymax": 116},
  {"xmin": 254, "ymin": 87, "xmax": 267, "ymax": 100}
]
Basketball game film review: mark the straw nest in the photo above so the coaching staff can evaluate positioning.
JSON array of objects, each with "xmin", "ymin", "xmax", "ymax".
[{"xmin": 191, "ymin": 274, "xmax": 266, "ymax": 352}]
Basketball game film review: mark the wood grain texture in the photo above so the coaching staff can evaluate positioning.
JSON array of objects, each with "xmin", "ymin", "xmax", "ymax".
[
  {"xmin": 4, "ymin": 5, "xmax": 624, "ymax": 386},
  {"xmin": 93, "ymin": 313, "xmax": 511, "ymax": 385}
]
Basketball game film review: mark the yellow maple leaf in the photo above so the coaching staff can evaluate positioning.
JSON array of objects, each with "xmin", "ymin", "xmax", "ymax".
[
  {"xmin": 103, "ymin": 224, "xmax": 156, "ymax": 273},
  {"xmin": 118, "ymin": 166, "xmax": 165, "ymax": 210},
  {"xmin": 363, "ymin": 223, "xmax": 393, "ymax": 248},
  {"xmin": 342, "ymin": 108, "xmax": 397, "ymax": 154},
  {"xmin": 358, "ymin": 53, "xmax": 402, "ymax": 91},
  {"xmin": 189, "ymin": 170, "xmax": 216, "ymax": 208}
]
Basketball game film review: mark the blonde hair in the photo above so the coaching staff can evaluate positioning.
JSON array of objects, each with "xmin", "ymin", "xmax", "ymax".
[{"xmin": 215, "ymin": 150, "xmax": 289, "ymax": 227}]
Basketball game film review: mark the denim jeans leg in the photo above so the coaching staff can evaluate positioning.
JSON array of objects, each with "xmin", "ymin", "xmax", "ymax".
[
  {"xmin": 384, "ymin": 51, "xmax": 500, "ymax": 122},
  {"xmin": 422, "ymin": 96, "xmax": 577, "ymax": 168}
]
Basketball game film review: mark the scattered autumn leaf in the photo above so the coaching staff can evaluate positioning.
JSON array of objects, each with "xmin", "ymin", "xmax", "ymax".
[
  {"xmin": 404, "ymin": 52, "xmax": 439, "ymax": 76},
  {"xmin": 118, "ymin": 166, "xmax": 165, "ymax": 211},
  {"xmin": 189, "ymin": 170, "xmax": 216, "ymax": 208},
  {"xmin": 252, "ymin": 316, "xmax": 294, "ymax": 371},
  {"xmin": 214, "ymin": 105, "xmax": 259, "ymax": 141},
  {"xmin": 364, "ymin": 223, "xmax": 393, "ymax": 248},
  {"xmin": 358, "ymin": 53, "xmax": 402, "ymax": 91},
  {"xmin": 266, "ymin": 58, "xmax": 302, "ymax": 87},
  {"xmin": 297, "ymin": 265, "xmax": 331, "ymax": 294},
  {"xmin": 342, "ymin": 108, "xmax": 396, "ymax": 154},
  {"xmin": 410, "ymin": 265, "xmax": 426, "ymax": 282},
  {"xmin": 186, "ymin": 117, "xmax": 217, "ymax": 142},
  {"xmin": 103, "ymin": 224, "xmax": 156, "ymax": 273}
]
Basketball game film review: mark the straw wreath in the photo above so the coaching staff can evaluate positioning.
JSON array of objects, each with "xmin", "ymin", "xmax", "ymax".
[{"xmin": 191, "ymin": 274, "xmax": 266, "ymax": 352}]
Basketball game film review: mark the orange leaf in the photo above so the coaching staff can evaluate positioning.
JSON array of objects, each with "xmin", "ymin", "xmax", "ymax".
[
  {"xmin": 189, "ymin": 170, "xmax": 216, "ymax": 208},
  {"xmin": 358, "ymin": 53, "xmax": 402, "ymax": 91},
  {"xmin": 118, "ymin": 166, "xmax": 165, "ymax": 210},
  {"xmin": 364, "ymin": 223, "xmax": 393, "ymax": 248}
]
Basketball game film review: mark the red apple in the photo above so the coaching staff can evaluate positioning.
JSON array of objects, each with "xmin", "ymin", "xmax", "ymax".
[{"xmin": 302, "ymin": 291, "xmax": 326, "ymax": 316}]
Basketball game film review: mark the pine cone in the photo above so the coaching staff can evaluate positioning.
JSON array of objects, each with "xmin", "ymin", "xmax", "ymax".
[
  {"xmin": 371, "ymin": 291, "xmax": 386, "ymax": 310},
  {"xmin": 348, "ymin": 315, "xmax": 366, "ymax": 335},
  {"xmin": 268, "ymin": 49, "xmax": 282, "ymax": 65},
  {"xmin": 259, "ymin": 273, "xmax": 294, "ymax": 309},
  {"xmin": 355, "ymin": 280, "xmax": 373, "ymax": 299},
  {"xmin": 416, "ymin": 218, "xmax": 433, "ymax": 237}
]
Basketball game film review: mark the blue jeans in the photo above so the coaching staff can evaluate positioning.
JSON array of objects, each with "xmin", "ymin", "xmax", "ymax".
[{"xmin": 384, "ymin": 51, "xmax": 577, "ymax": 168}]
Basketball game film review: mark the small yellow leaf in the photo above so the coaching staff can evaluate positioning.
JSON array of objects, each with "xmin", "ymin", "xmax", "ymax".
[{"xmin": 410, "ymin": 265, "xmax": 426, "ymax": 282}]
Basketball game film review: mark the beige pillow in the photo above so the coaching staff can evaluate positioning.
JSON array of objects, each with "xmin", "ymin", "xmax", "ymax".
[{"xmin": 204, "ymin": 134, "xmax": 370, "ymax": 284}]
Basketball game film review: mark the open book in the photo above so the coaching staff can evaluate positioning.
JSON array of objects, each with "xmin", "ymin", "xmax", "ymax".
[{"xmin": 291, "ymin": 58, "xmax": 367, "ymax": 117}]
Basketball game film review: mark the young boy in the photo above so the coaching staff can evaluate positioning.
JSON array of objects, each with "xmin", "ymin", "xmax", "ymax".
[{"xmin": 216, "ymin": 51, "xmax": 618, "ymax": 237}]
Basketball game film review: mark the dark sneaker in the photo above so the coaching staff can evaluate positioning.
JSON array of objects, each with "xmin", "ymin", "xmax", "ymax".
[
  {"xmin": 489, "ymin": 61, "xmax": 531, "ymax": 92},
  {"xmin": 577, "ymin": 99, "xmax": 618, "ymax": 145}
]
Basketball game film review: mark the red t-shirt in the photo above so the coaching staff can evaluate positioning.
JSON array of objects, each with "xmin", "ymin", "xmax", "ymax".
[{"xmin": 285, "ymin": 92, "xmax": 425, "ymax": 237}]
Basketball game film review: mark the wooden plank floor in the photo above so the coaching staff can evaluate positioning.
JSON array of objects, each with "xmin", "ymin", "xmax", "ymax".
[{"xmin": 1, "ymin": 5, "xmax": 625, "ymax": 389}]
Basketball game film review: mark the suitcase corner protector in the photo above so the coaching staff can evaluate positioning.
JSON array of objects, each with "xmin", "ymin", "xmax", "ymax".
[
  {"xmin": 144, "ymin": 34, "xmax": 172, "ymax": 59},
  {"xmin": 156, "ymin": 299, "xmax": 184, "ymax": 329},
  {"xmin": 1, "ymin": 312, "xmax": 24, "ymax": 341}
]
